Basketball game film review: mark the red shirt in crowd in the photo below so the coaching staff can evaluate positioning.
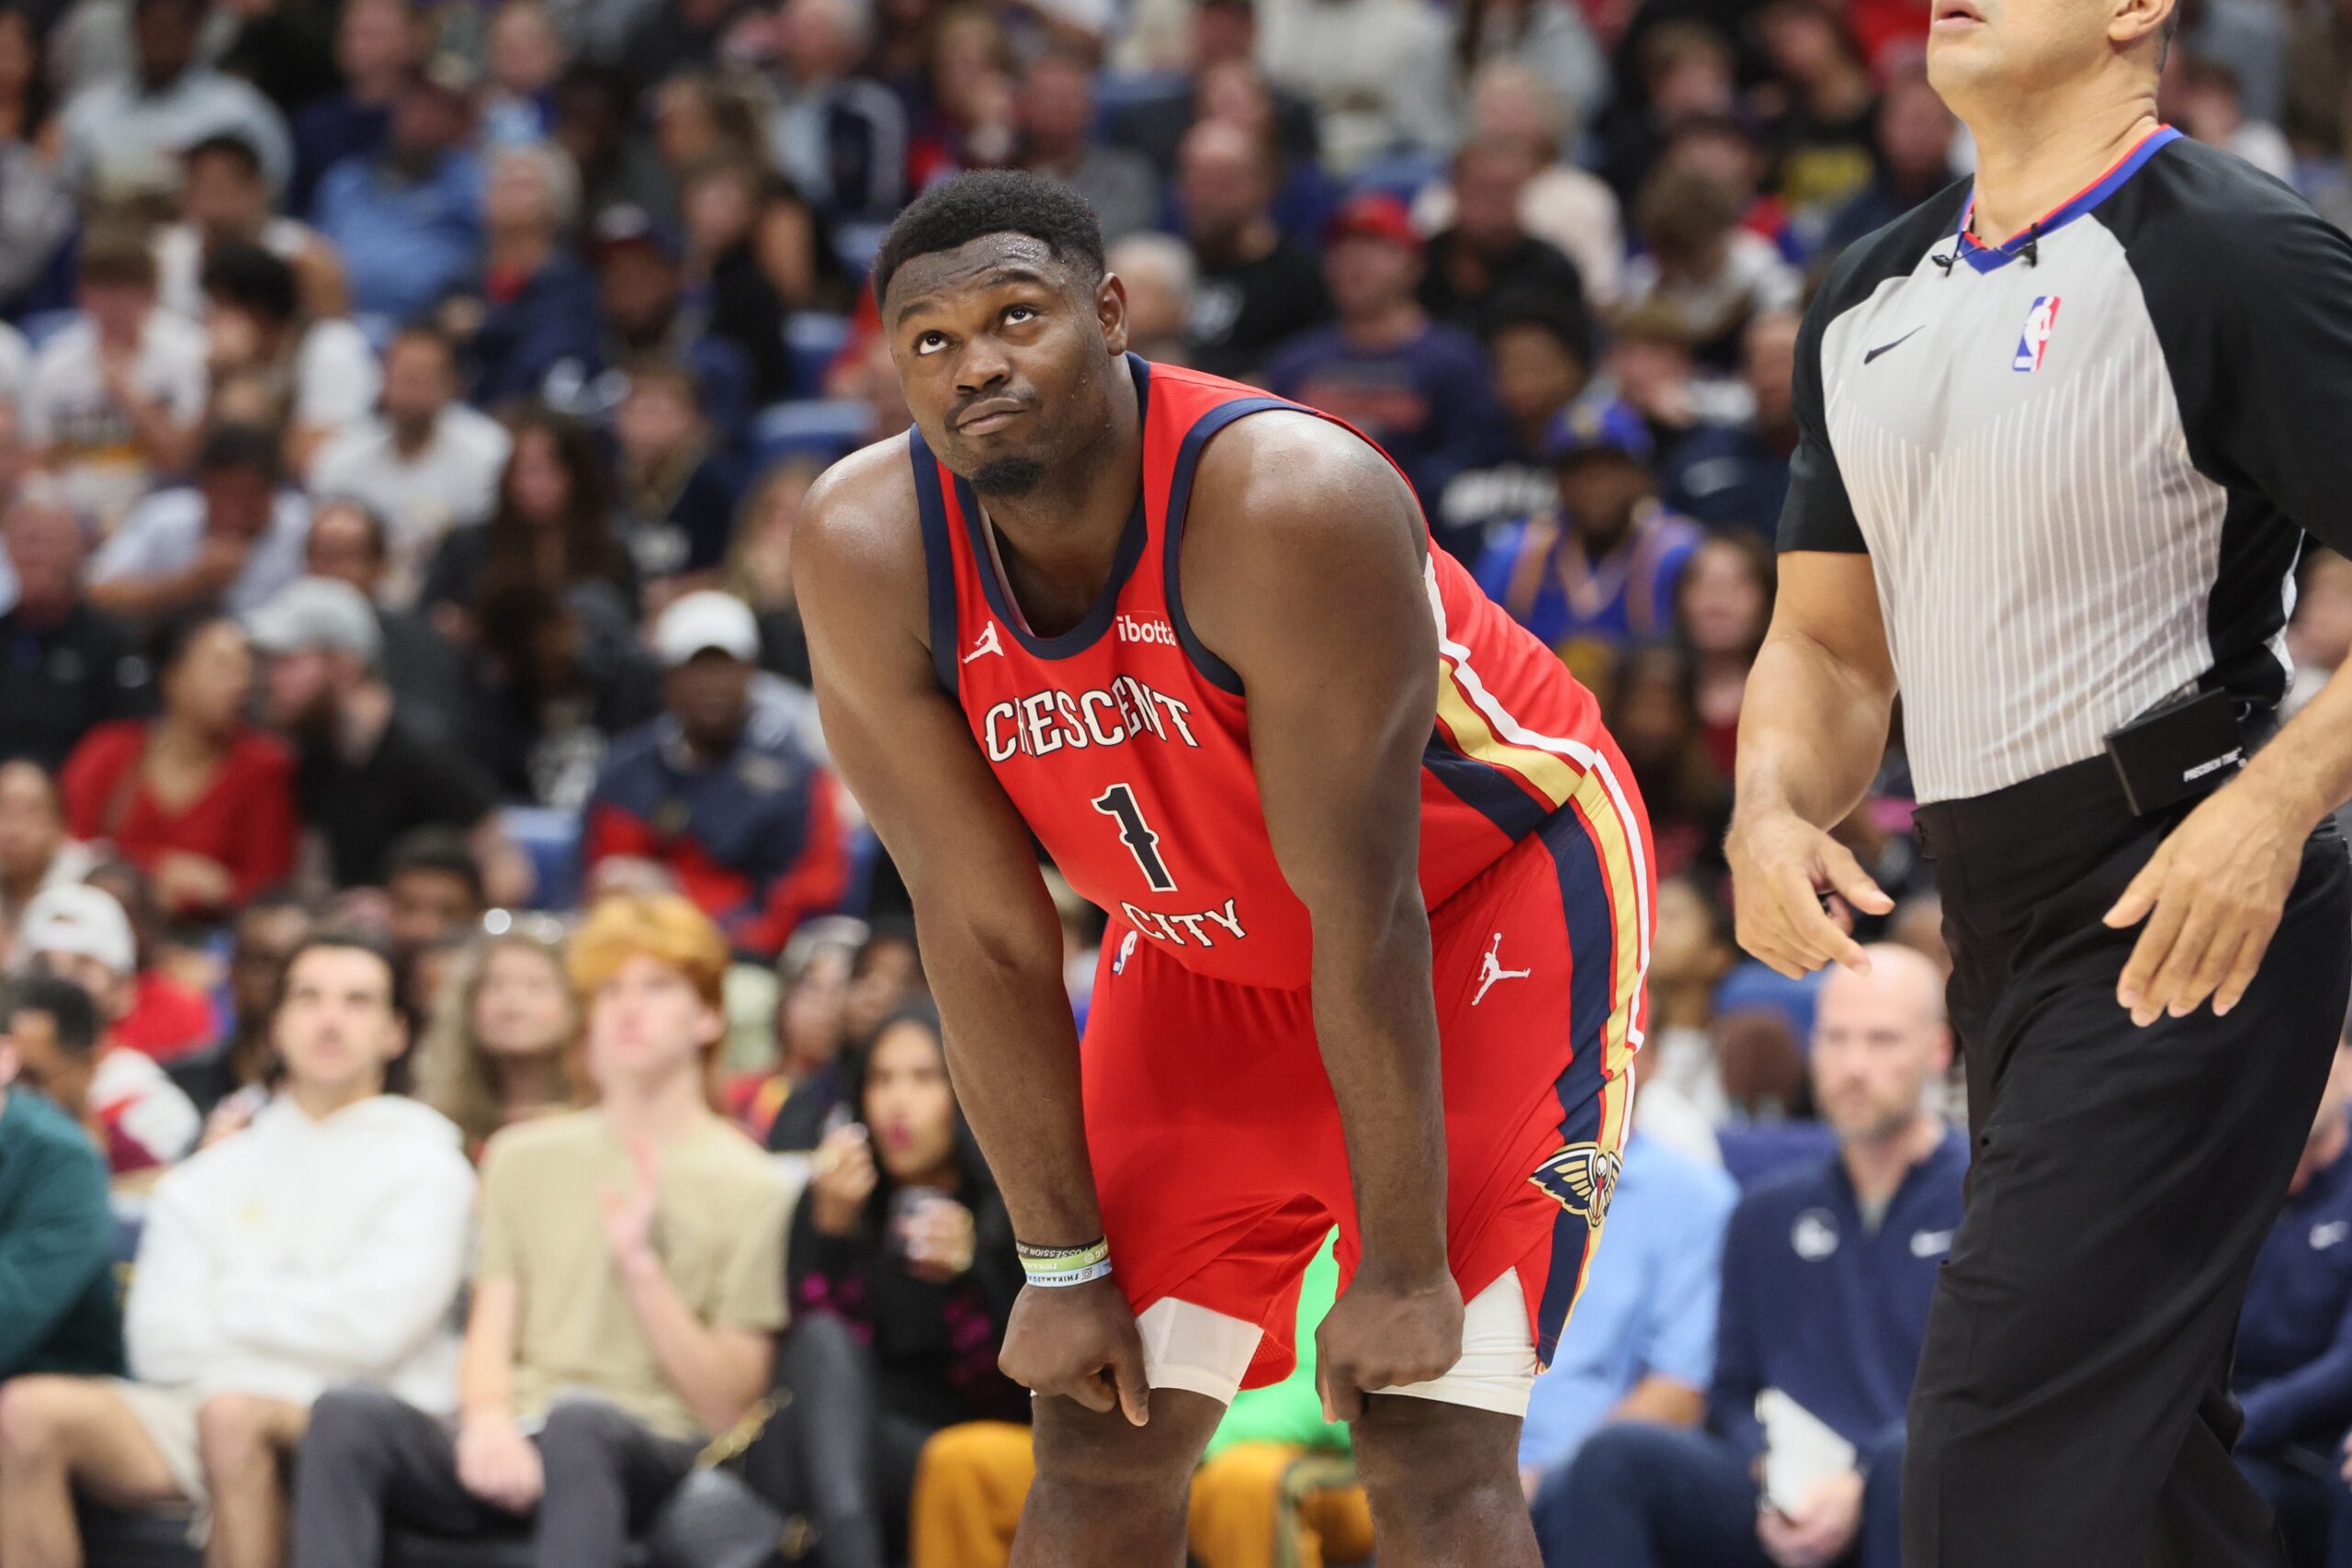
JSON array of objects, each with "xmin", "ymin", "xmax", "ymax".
[{"xmin": 59, "ymin": 721, "xmax": 301, "ymax": 908}]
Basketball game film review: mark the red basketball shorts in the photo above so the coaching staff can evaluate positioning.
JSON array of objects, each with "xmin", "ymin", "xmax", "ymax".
[{"xmin": 1080, "ymin": 801, "xmax": 1649, "ymax": 1415}]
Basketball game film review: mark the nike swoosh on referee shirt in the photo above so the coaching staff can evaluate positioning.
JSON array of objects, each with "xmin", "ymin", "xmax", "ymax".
[{"xmin": 1864, "ymin": 327, "xmax": 1924, "ymax": 364}]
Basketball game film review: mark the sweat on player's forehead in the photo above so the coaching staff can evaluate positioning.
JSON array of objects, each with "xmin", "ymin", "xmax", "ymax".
[{"xmin": 888, "ymin": 234, "xmax": 1087, "ymax": 323}]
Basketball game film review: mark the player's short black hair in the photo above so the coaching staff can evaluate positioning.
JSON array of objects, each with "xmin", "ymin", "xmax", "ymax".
[
  {"xmin": 871, "ymin": 171, "xmax": 1106, "ymax": 307},
  {"xmin": 200, "ymin": 239, "xmax": 298, "ymax": 325},
  {"xmin": 1, "ymin": 974, "xmax": 102, "ymax": 1059}
]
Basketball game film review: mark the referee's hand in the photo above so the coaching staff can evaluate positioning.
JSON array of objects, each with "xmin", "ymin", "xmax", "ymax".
[
  {"xmin": 2104, "ymin": 774, "xmax": 2306, "ymax": 1026},
  {"xmin": 1725, "ymin": 810, "xmax": 1895, "ymax": 977}
]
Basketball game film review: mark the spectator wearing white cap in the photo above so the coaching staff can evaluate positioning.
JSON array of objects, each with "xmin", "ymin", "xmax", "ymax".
[
  {"xmin": 246, "ymin": 576, "xmax": 509, "ymax": 895},
  {"xmin": 16, "ymin": 883, "xmax": 199, "ymax": 1175},
  {"xmin": 582, "ymin": 592, "xmax": 850, "ymax": 958}
]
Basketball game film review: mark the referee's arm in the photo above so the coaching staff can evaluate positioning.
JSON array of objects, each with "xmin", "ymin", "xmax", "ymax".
[
  {"xmin": 2104, "ymin": 204, "xmax": 2352, "ymax": 1024},
  {"xmin": 1725, "ymin": 282, "xmax": 1898, "ymax": 979}
]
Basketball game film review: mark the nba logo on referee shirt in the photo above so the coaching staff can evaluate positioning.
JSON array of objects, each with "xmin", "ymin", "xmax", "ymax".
[{"xmin": 2013, "ymin": 295, "xmax": 2062, "ymax": 372}]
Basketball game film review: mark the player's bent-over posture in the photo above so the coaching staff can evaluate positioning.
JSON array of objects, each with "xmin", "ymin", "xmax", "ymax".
[{"xmin": 794, "ymin": 172, "xmax": 1656, "ymax": 1567}]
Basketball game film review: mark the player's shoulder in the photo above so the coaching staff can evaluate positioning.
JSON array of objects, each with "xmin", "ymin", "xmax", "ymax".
[
  {"xmin": 797, "ymin": 430, "xmax": 926, "ymax": 591},
  {"xmin": 1187, "ymin": 406, "xmax": 1419, "ymax": 555}
]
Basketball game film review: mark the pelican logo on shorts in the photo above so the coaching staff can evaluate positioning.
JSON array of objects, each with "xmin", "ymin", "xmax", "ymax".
[
  {"xmin": 1531, "ymin": 1143, "xmax": 1622, "ymax": 1230},
  {"xmin": 2013, "ymin": 295, "xmax": 2062, "ymax": 373},
  {"xmin": 1111, "ymin": 929, "xmax": 1137, "ymax": 976}
]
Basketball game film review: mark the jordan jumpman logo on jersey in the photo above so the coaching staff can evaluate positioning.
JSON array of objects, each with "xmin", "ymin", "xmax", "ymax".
[
  {"xmin": 963, "ymin": 620, "xmax": 1004, "ymax": 662},
  {"xmin": 1475, "ymin": 932, "xmax": 1532, "ymax": 1006}
]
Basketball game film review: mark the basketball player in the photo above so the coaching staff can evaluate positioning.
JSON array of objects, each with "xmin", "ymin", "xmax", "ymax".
[{"xmin": 795, "ymin": 172, "xmax": 1653, "ymax": 1566}]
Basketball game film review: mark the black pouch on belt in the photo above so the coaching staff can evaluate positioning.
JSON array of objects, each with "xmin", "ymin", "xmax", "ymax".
[{"xmin": 2102, "ymin": 686, "xmax": 2247, "ymax": 818}]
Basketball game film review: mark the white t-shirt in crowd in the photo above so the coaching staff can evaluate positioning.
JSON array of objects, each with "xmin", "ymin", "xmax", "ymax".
[
  {"xmin": 21, "ymin": 310, "xmax": 209, "ymax": 531},
  {"xmin": 311, "ymin": 405, "xmax": 513, "ymax": 609},
  {"xmin": 89, "ymin": 486, "xmax": 311, "ymax": 615},
  {"xmin": 290, "ymin": 319, "xmax": 381, "ymax": 436}
]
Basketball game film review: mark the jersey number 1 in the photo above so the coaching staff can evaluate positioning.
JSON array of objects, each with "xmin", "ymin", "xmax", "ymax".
[{"xmin": 1091, "ymin": 784, "xmax": 1177, "ymax": 892}]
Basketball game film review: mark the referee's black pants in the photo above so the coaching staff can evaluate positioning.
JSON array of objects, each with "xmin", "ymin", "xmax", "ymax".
[{"xmin": 1904, "ymin": 755, "xmax": 2352, "ymax": 1568}]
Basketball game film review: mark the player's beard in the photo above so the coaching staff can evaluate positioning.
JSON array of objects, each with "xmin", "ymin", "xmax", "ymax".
[{"xmin": 971, "ymin": 456, "xmax": 1047, "ymax": 496}]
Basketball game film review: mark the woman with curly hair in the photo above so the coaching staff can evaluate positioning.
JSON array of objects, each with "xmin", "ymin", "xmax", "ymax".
[{"xmin": 412, "ymin": 930, "xmax": 583, "ymax": 1159}]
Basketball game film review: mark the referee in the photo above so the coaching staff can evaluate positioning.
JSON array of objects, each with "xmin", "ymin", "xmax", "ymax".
[{"xmin": 1726, "ymin": 0, "xmax": 2352, "ymax": 1561}]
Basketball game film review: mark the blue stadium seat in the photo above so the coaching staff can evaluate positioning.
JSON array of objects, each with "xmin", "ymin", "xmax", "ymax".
[
  {"xmin": 1348, "ymin": 148, "xmax": 1448, "ymax": 206},
  {"xmin": 501, "ymin": 806, "xmax": 582, "ymax": 911},
  {"xmin": 831, "ymin": 222, "xmax": 888, "ymax": 279},
  {"xmin": 751, "ymin": 400, "xmax": 871, "ymax": 469},
  {"xmin": 783, "ymin": 313, "xmax": 851, "ymax": 399}
]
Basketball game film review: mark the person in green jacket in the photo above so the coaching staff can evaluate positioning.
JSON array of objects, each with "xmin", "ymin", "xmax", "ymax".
[
  {"xmin": 0, "ymin": 975, "xmax": 125, "ymax": 1383},
  {"xmin": 909, "ymin": 1235, "xmax": 1374, "ymax": 1568}
]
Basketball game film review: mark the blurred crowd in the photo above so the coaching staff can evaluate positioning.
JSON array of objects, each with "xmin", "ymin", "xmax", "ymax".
[{"xmin": 3, "ymin": 0, "xmax": 2352, "ymax": 1560}]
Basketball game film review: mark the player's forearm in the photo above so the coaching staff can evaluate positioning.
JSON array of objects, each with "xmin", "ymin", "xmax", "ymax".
[
  {"xmin": 1306, "ymin": 885, "xmax": 1450, "ymax": 1280},
  {"xmin": 2236, "ymin": 656, "xmax": 2352, "ymax": 830},
  {"xmin": 913, "ymin": 902, "xmax": 1105, "ymax": 1247},
  {"xmin": 1732, "ymin": 626, "xmax": 1895, "ymax": 831}
]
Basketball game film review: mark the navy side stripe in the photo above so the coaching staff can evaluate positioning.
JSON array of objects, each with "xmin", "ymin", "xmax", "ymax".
[
  {"xmin": 908, "ymin": 426, "xmax": 960, "ymax": 697},
  {"xmin": 1161, "ymin": 394, "xmax": 1297, "ymax": 695},
  {"xmin": 1421, "ymin": 739, "xmax": 1551, "ymax": 841}
]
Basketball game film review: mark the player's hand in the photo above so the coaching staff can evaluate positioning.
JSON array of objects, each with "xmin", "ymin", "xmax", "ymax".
[
  {"xmin": 2104, "ymin": 771, "xmax": 2308, "ymax": 1025},
  {"xmin": 1001, "ymin": 1274, "xmax": 1150, "ymax": 1426},
  {"xmin": 1757, "ymin": 1470, "xmax": 1864, "ymax": 1568},
  {"xmin": 1724, "ymin": 807, "xmax": 1892, "ymax": 977},
  {"xmin": 1314, "ymin": 1267, "xmax": 1464, "ymax": 1424},
  {"xmin": 456, "ymin": 1412, "xmax": 544, "ymax": 1513}
]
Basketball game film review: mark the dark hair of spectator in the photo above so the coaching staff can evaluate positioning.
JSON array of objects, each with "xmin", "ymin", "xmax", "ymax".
[
  {"xmin": 872, "ymin": 170, "xmax": 1107, "ymax": 305},
  {"xmin": 854, "ymin": 914, "xmax": 922, "ymax": 982},
  {"xmin": 78, "ymin": 221, "xmax": 158, "ymax": 288},
  {"xmin": 657, "ymin": 73, "xmax": 768, "ymax": 169},
  {"xmin": 1636, "ymin": 163, "xmax": 1742, "ymax": 265},
  {"xmin": 483, "ymin": 406, "xmax": 627, "ymax": 593},
  {"xmin": 144, "ymin": 606, "xmax": 242, "ymax": 682},
  {"xmin": 844, "ymin": 995, "xmax": 1001, "ymax": 1235},
  {"xmin": 1483, "ymin": 288, "xmax": 1594, "ymax": 373},
  {"xmin": 200, "ymin": 240, "xmax": 300, "ymax": 326},
  {"xmin": 0, "ymin": 6, "xmax": 56, "ymax": 133},
  {"xmin": 0, "ymin": 974, "xmax": 102, "ymax": 1060},
  {"xmin": 1604, "ymin": 640, "xmax": 1732, "ymax": 829},
  {"xmin": 1674, "ymin": 528, "xmax": 1778, "ymax": 659},
  {"xmin": 183, "ymin": 130, "xmax": 265, "ymax": 182},
  {"xmin": 274, "ymin": 930, "xmax": 419, "ymax": 1051},
  {"xmin": 384, "ymin": 826, "xmax": 486, "ymax": 908},
  {"xmin": 195, "ymin": 421, "xmax": 285, "ymax": 482},
  {"xmin": 1640, "ymin": 20, "xmax": 1736, "ymax": 89}
]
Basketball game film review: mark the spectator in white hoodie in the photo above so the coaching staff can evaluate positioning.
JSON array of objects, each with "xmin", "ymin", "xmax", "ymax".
[{"xmin": 0, "ymin": 931, "xmax": 476, "ymax": 1568}]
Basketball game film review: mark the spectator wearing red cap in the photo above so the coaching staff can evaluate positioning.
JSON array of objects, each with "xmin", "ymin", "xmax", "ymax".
[{"xmin": 1261, "ymin": 194, "xmax": 1504, "ymax": 558}]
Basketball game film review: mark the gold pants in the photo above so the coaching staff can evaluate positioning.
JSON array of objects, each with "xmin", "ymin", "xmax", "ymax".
[{"xmin": 909, "ymin": 1423, "xmax": 1375, "ymax": 1568}]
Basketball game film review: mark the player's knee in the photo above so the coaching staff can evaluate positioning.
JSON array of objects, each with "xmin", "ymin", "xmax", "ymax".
[
  {"xmin": 1031, "ymin": 1405, "xmax": 1193, "ymax": 1508},
  {"xmin": 0, "ymin": 1377, "xmax": 80, "ymax": 1471},
  {"xmin": 1351, "ymin": 1398, "xmax": 1520, "ymax": 1516}
]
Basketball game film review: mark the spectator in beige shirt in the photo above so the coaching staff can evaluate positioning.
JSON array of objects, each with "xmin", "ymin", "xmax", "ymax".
[{"xmin": 288, "ymin": 892, "xmax": 790, "ymax": 1568}]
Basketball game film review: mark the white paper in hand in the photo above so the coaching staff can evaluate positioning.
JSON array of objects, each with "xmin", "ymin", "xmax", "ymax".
[{"xmin": 1757, "ymin": 1388, "xmax": 1858, "ymax": 1516}]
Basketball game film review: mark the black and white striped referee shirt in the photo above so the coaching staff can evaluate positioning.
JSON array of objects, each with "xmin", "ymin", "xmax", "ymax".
[{"xmin": 1780, "ymin": 127, "xmax": 2352, "ymax": 805}]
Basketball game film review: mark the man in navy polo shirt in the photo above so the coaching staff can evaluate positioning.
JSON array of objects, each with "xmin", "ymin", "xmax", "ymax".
[
  {"xmin": 1538, "ymin": 944, "xmax": 1962, "ymax": 1568},
  {"xmin": 2233, "ymin": 1039, "xmax": 2352, "ymax": 1568},
  {"xmin": 582, "ymin": 592, "xmax": 849, "ymax": 960}
]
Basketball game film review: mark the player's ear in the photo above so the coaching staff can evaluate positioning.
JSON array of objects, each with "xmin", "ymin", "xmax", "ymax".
[
  {"xmin": 1096, "ymin": 271, "xmax": 1130, "ymax": 357},
  {"xmin": 2111, "ymin": 0, "xmax": 2170, "ymax": 56}
]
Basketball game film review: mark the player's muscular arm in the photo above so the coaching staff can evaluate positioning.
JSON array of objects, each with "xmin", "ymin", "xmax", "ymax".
[
  {"xmin": 1724, "ymin": 551, "xmax": 1898, "ymax": 977},
  {"xmin": 1186, "ymin": 415, "xmax": 1463, "ymax": 1418},
  {"xmin": 794, "ymin": 444, "xmax": 1148, "ymax": 1422}
]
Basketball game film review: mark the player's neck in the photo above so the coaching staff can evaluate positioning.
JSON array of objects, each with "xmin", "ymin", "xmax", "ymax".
[
  {"xmin": 973, "ymin": 373, "xmax": 1146, "ymax": 616},
  {"xmin": 1962, "ymin": 81, "xmax": 2157, "ymax": 247}
]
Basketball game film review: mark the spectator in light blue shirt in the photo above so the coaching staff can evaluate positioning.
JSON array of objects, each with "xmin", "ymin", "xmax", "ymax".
[
  {"xmin": 311, "ymin": 62, "xmax": 484, "ymax": 326},
  {"xmin": 1519, "ymin": 1128, "xmax": 1736, "ymax": 1488}
]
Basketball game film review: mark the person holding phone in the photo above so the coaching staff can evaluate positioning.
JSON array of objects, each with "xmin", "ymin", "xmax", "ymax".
[{"xmin": 779, "ymin": 998, "xmax": 1027, "ymax": 1568}]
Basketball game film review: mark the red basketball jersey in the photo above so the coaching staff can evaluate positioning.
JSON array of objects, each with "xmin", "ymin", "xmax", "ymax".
[{"xmin": 915, "ymin": 355, "xmax": 1651, "ymax": 995}]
